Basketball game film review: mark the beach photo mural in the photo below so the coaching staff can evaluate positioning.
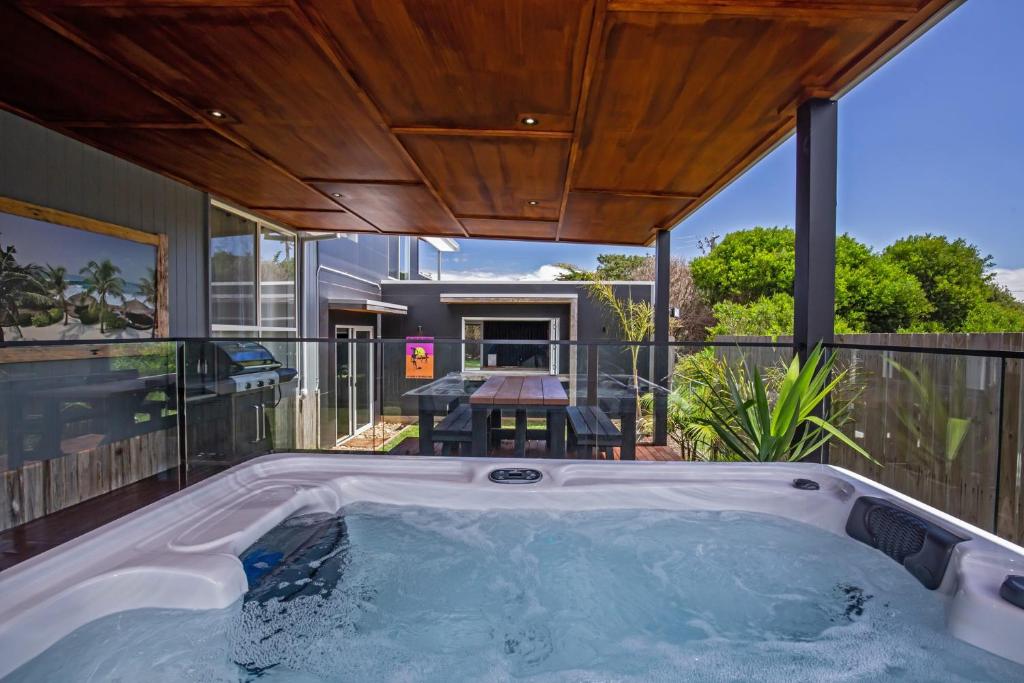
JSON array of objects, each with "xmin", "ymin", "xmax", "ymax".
[{"xmin": 0, "ymin": 207, "xmax": 161, "ymax": 341}]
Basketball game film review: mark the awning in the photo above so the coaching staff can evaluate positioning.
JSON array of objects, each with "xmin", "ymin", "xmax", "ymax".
[{"xmin": 327, "ymin": 298, "xmax": 407, "ymax": 315}]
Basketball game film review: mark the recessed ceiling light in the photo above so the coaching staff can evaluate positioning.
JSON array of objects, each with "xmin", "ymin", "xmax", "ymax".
[
  {"xmin": 331, "ymin": 192, "xmax": 342, "ymax": 198},
  {"xmin": 527, "ymin": 200, "xmax": 539, "ymax": 206},
  {"xmin": 521, "ymin": 116, "xmax": 539, "ymax": 126},
  {"xmin": 207, "ymin": 109, "xmax": 227, "ymax": 119}
]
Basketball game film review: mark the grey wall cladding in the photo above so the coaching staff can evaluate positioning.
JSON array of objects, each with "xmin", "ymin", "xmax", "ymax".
[{"xmin": 0, "ymin": 111, "xmax": 208, "ymax": 336}]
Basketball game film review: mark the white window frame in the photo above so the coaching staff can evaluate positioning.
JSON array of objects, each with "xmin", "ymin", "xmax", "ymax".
[
  {"xmin": 461, "ymin": 316, "xmax": 560, "ymax": 375},
  {"xmin": 210, "ymin": 199, "xmax": 298, "ymax": 337}
]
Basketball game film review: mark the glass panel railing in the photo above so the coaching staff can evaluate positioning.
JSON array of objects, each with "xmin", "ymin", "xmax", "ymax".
[
  {"xmin": 829, "ymin": 346, "xmax": 1002, "ymax": 531},
  {"xmin": 174, "ymin": 338, "xmax": 805, "ymax": 466},
  {"xmin": 6, "ymin": 336, "xmax": 1024, "ymax": 555},
  {"xmin": 0, "ymin": 340, "xmax": 180, "ymax": 538}
]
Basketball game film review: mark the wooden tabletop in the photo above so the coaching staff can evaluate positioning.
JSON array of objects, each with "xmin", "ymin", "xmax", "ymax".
[{"xmin": 469, "ymin": 375, "xmax": 568, "ymax": 406}]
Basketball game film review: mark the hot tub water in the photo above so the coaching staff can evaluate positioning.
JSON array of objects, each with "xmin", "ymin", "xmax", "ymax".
[{"xmin": 8, "ymin": 503, "xmax": 1024, "ymax": 682}]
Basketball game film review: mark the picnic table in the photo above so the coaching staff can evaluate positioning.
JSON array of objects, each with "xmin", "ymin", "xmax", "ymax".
[
  {"xmin": 469, "ymin": 375, "xmax": 568, "ymax": 458},
  {"xmin": 403, "ymin": 373, "xmax": 478, "ymax": 455},
  {"xmin": 403, "ymin": 372, "xmax": 645, "ymax": 459}
]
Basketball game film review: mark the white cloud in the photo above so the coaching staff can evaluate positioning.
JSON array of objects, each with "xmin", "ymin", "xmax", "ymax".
[
  {"xmin": 991, "ymin": 268, "xmax": 1024, "ymax": 301},
  {"xmin": 440, "ymin": 264, "xmax": 569, "ymax": 281}
]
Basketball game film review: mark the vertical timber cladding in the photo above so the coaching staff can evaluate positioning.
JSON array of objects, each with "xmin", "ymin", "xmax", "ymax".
[
  {"xmin": 0, "ymin": 112, "xmax": 207, "ymax": 531},
  {"xmin": 0, "ymin": 110, "xmax": 208, "ymax": 336}
]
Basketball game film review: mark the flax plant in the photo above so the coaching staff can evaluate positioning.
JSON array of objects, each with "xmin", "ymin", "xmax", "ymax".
[{"xmin": 691, "ymin": 344, "xmax": 876, "ymax": 463}]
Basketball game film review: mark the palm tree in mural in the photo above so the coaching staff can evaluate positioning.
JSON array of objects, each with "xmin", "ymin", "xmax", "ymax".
[
  {"xmin": 43, "ymin": 264, "xmax": 71, "ymax": 325},
  {"xmin": 79, "ymin": 259, "xmax": 125, "ymax": 334},
  {"xmin": 0, "ymin": 240, "xmax": 47, "ymax": 342},
  {"xmin": 138, "ymin": 267, "xmax": 157, "ymax": 337}
]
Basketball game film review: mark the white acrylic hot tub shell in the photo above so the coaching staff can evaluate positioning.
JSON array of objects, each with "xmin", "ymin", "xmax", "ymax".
[{"xmin": 0, "ymin": 454, "xmax": 1022, "ymax": 677}]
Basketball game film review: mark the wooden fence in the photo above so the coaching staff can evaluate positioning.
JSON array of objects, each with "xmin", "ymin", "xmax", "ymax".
[
  {"xmin": 0, "ymin": 427, "xmax": 178, "ymax": 531},
  {"xmin": 718, "ymin": 334, "xmax": 1024, "ymax": 545}
]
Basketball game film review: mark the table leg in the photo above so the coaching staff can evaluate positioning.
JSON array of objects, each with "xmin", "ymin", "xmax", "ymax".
[
  {"xmin": 514, "ymin": 409, "xmax": 527, "ymax": 457},
  {"xmin": 418, "ymin": 397, "xmax": 434, "ymax": 456},
  {"xmin": 490, "ymin": 409, "xmax": 501, "ymax": 448},
  {"xmin": 620, "ymin": 399, "xmax": 636, "ymax": 461},
  {"xmin": 548, "ymin": 408, "xmax": 566, "ymax": 459},
  {"xmin": 472, "ymin": 405, "xmax": 489, "ymax": 456}
]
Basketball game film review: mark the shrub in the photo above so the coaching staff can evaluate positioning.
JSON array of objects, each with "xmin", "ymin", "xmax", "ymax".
[
  {"xmin": 101, "ymin": 309, "xmax": 127, "ymax": 330},
  {"xmin": 964, "ymin": 301, "xmax": 1024, "ymax": 332},
  {"xmin": 31, "ymin": 312, "xmax": 52, "ymax": 327},
  {"xmin": 78, "ymin": 306, "xmax": 100, "ymax": 325},
  {"xmin": 47, "ymin": 307, "xmax": 63, "ymax": 324},
  {"xmin": 17, "ymin": 311, "xmax": 33, "ymax": 327}
]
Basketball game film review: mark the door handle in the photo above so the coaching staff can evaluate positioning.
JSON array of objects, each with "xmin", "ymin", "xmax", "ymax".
[{"xmin": 251, "ymin": 404, "xmax": 261, "ymax": 443}]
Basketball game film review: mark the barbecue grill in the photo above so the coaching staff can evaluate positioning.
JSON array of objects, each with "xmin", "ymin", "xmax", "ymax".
[
  {"xmin": 194, "ymin": 340, "xmax": 298, "ymax": 395},
  {"xmin": 185, "ymin": 341, "xmax": 298, "ymax": 462}
]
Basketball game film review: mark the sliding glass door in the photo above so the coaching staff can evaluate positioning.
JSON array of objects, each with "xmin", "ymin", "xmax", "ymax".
[{"xmin": 335, "ymin": 326, "xmax": 374, "ymax": 443}]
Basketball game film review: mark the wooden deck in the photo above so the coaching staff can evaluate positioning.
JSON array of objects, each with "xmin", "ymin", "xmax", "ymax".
[{"xmin": 385, "ymin": 436, "xmax": 680, "ymax": 461}]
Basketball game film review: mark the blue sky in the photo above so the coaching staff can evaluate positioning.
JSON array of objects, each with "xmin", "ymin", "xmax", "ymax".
[{"xmin": 444, "ymin": 0, "xmax": 1023, "ymax": 291}]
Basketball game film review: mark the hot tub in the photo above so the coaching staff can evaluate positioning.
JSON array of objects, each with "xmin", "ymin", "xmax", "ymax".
[{"xmin": 1, "ymin": 455, "xmax": 1023, "ymax": 681}]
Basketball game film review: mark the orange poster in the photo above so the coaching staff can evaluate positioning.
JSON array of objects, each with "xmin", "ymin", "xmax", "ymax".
[{"xmin": 405, "ymin": 337, "xmax": 434, "ymax": 379}]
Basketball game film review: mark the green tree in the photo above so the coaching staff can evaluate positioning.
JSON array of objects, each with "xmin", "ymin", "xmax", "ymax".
[
  {"xmin": 834, "ymin": 236, "xmax": 932, "ymax": 332},
  {"xmin": 80, "ymin": 259, "xmax": 125, "ymax": 334},
  {"xmin": 43, "ymin": 264, "xmax": 71, "ymax": 325},
  {"xmin": 0, "ymin": 242, "xmax": 47, "ymax": 342},
  {"xmin": 138, "ymin": 267, "xmax": 158, "ymax": 338},
  {"xmin": 708, "ymin": 294, "xmax": 795, "ymax": 338},
  {"xmin": 690, "ymin": 227, "xmax": 794, "ymax": 304},
  {"xmin": 585, "ymin": 280, "xmax": 654, "ymax": 424},
  {"xmin": 556, "ymin": 253, "xmax": 648, "ymax": 281},
  {"xmin": 964, "ymin": 301, "xmax": 1024, "ymax": 332},
  {"xmin": 693, "ymin": 227, "xmax": 931, "ymax": 333},
  {"xmin": 882, "ymin": 234, "xmax": 993, "ymax": 331}
]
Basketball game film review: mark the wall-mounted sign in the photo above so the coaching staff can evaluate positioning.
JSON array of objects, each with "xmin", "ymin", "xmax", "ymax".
[{"xmin": 405, "ymin": 336, "xmax": 434, "ymax": 379}]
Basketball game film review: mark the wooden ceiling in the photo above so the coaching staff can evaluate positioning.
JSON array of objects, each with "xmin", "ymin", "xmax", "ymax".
[{"xmin": 1, "ymin": 1, "xmax": 955, "ymax": 245}]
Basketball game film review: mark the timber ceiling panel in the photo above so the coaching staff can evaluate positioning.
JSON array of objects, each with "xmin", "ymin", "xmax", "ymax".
[
  {"xmin": 560, "ymin": 192, "xmax": 690, "ymax": 244},
  {"xmin": 74, "ymin": 128, "xmax": 338, "ymax": 211},
  {"xmin": 460, "ymin": 218, "xmax": 559, "ymax": 241},
  {"xmin": 308, "ymin": 0, "xmax": 593, "ymax": 132},
  {"xmin": 41, "ymin": 3, "xmax": 416, "ymax": 182},
  {"xmin": 0, "ymin": 5, "xmax": 190, "ymax": 125},
  {"xmin": 2, "ymin": 0, "xmax": 956, "ymax": 244},
  {"xmin": 256, "ymin": 209, "xmax": 374, "ymax": 233},
  {"xmin": 308, "ymin": 182, "xmax": 464, "ymax": 235},
  {"xmin": 400, "ymin": 135, "xmax": 571, "ymax": 220},
  {"xmin": 574, "ymin": 10, "xmax": 896, "ymax": 195}
]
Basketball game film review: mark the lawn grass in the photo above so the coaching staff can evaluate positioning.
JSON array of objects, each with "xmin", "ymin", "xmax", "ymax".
[{"xmin": 382, "ymin": 424, "xmax": 419, "ymax": 452}]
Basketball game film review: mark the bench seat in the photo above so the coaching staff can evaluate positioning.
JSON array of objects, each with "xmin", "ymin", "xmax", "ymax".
[
  {"xmin": 433, "ymin": 405, "xmax": 473, "ymax": 455},
  {"xmin": 566, "ymin": 405, "xmax": 622, "ymax": 458}
]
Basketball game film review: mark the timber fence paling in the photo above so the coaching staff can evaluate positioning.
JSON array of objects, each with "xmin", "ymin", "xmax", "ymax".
[
  {"xmin": 0, "ymin": 426, "xmax": 179, "ymax": 532},
  {"xmin": 716, "ymin": 333, "xmax": 1024, "ymax": 544},
  {"xmin": 831, "ymin": 333, "xmax": 1003, "ymax": 535}
]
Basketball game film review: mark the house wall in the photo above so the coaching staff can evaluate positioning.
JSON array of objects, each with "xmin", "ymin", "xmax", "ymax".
[
  {"xmin": 377, "ymin": 281, "xmax": 654, "ymax": 416},
  {"xmin": 379, "ymin": 281, "xmax": 653, "ymax": 341},
  {"xmin": 0, "ymin": 111, "xmax": 208, "ymax": 336}
]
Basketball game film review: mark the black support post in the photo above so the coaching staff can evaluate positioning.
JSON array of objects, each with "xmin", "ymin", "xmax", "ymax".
[
  {"xmin": 794, "ymin": 97, "xmax": 838, "ymax": 464},
  {"xmin": 653, "ymin": 229, "xmax": 671, "ymax": 446},
  {"xmin": 794, "ymin": 98, "xmax": 838, "ymax": 359}
]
